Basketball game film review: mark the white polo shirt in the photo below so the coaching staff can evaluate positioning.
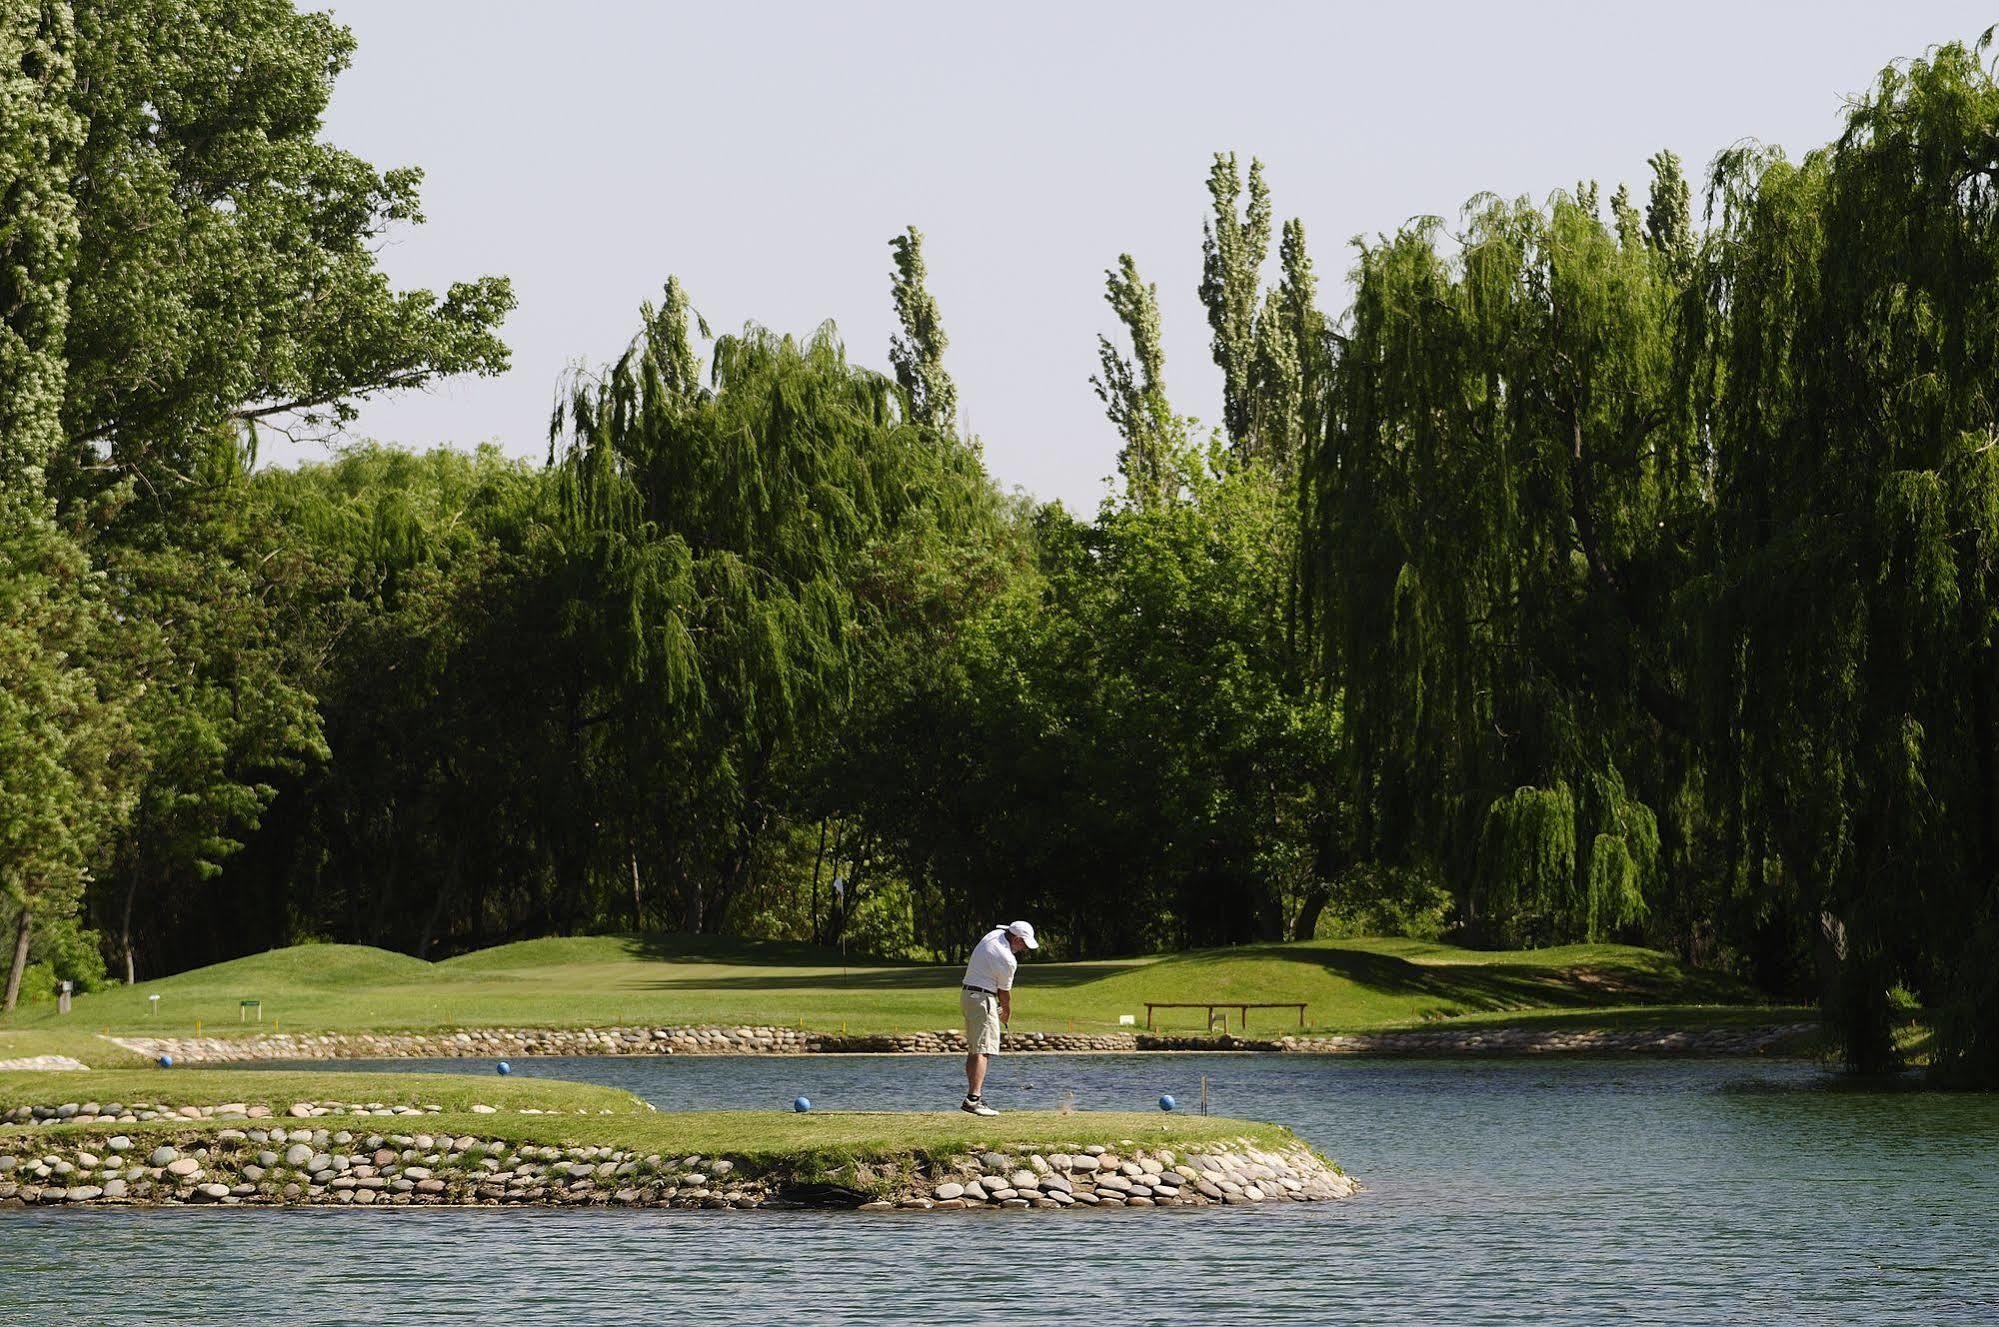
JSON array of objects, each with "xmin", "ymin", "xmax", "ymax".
[{"xmin": 963, "ymin": 928, "xmax": 1018, "ymax": 993}]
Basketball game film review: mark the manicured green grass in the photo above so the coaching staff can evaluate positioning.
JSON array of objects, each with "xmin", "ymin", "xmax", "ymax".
[
  {"xmin": 0, "ymin": 931, "xmax": 1796, "ymax": 1062},
  {"xmin": 1370, "ymin": 1003, "xmax": 1817, "ymax": 1035},
  {"xmin": 0, "ymin": 1060, "xmax": 1299, "ymax": 1167},
  {"xmin": 3, "ymin": 1101, "xmax": 1296, "ymax": 1167},
  {"xmin": 0, "ymin": 1068, "xmax": 649, "ymax": 1116},
  {"xmin": 0, "ymin": 1027, "xmax": 149, "ymax": 1068}
]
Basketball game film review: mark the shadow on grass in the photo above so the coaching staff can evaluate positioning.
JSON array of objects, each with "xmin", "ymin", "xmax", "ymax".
[
  {"xmin": 605, "ymin": 931, "xmax": 1138, "ymax": 991},
  {"xmin": 611, "ymin": 933, "xmax": 1753, "ymax": 1010},
  {"xmin": 1142, "ymin": 942, "xmax": 1750, "ymax": 1014},
  {"xmin": 631, "ymin": 961, "xmax": 1138, "ymax": 992},
  {"xmin": 1369, "ymin": 1004, "xmax": 1813, "ymax": 1034},
  {"xmin": 610, "ymin": 933, "xmax": 932, "ymax": 969}
]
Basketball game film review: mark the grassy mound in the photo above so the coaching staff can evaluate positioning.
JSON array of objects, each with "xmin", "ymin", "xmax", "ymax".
[
  {"xmin": 2, "ymin": 932, "xmax": 1797, "ymax": 1059},
  {"xmin": 146, "ymin": 943, "xmax": 444, "ymax": 989}
]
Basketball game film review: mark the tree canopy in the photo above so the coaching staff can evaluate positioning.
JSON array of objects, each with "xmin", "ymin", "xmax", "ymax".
[{"xmin": 5, "ymin": 7, "xmax": 1997, "ymax": 1084}]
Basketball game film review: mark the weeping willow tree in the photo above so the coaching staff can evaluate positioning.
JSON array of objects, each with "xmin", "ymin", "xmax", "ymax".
[
  {"xmin": 546, "ymin": 281, "xmax": 992, "ymax": 930},
  {"xmin": 1307, "ymin": 156, "xmax": 1705, "ymax": 946},
  {"xmin": 1695, "ymin": 38, "xmax": 1999, "ymax": 1082}
]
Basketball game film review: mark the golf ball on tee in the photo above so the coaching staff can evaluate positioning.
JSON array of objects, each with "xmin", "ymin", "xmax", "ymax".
[{"xmin": 1158, "ymin": 1094, "xmax": 1177, "ymax": 1111}]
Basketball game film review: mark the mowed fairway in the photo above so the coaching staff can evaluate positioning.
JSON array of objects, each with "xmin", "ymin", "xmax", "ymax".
[{"xmin": 1, "ymin": 934, "xmax": 1798, "ymax": 1055}]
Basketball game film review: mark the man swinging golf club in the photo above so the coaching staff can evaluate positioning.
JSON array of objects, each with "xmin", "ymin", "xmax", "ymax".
[{"xmin": 960, "ymin": 920, "xmax": 1036, "ymax": 1115}]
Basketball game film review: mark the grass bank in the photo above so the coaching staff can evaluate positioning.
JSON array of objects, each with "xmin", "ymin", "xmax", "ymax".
[{"xmin": 2, "ymin": 932, "xmax": 1806, "ymax": 1065}]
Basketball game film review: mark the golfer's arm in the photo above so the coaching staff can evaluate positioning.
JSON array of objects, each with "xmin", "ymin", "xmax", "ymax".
[{"xmin": 998, "ymin": 989, "xmax": 1011, "ymax": 1024}]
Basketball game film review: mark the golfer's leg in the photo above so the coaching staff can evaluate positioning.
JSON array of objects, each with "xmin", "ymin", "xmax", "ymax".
[{"xmin": 967, "ymin": 1051, "xmax": 987, "ymax": 1098}]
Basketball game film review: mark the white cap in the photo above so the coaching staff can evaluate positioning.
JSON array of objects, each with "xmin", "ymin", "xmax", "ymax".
[{"xmin": 1006, "ymin": 920, "xmax": 1039, "ymax": 949}]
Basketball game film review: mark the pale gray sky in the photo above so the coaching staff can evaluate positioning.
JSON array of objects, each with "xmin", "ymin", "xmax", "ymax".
[{"xmin": 318, "ymin": 1, "xmax": 1991, "ymax": 509}]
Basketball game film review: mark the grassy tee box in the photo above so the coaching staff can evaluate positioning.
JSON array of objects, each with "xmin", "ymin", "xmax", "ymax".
[
  {"xmin": 0, "ymin": 1070, "xmax": 1299, "ymax": 1162},
  {"xmin": 0, "ymin": 932, "xmax": 1783, "ymax": 1052},
  {"xmin": 5, "ymin": 1109, "xmax": 1301, "ymax": 1166},
  {"xmin": 0, "ymin": 1068, "xmax": 647, "ymax": 1117}
]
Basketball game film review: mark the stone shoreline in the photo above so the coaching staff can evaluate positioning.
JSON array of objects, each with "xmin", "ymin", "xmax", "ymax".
[
  {"xmin": 100, "ymin": 1019, "xmax": 1816, "ymax": 1064},
  {"xmin": 0, "ymin": 1125, "xmax": 1352, "ymax": 1213}
]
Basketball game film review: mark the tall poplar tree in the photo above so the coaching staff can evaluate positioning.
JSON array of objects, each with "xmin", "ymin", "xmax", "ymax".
[
  {"xmin": 887, "ymin": 226, "xmax": 957, "ymax": 432},
  {"xmin": 1092, "ymin": 254, "xmax": 1178, "ymax": 506},
  {"xmin": 1199, "ymin": 152, "xmax": 1272, "ymax": 453},
  {"xmin": 1250, "ymin": 217, "xmax": 1323, "ymax": 469}
]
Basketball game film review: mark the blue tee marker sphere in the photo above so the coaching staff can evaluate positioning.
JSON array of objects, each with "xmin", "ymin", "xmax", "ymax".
[
  {"xmin": 793, "ymin": 1096, "xmax": 811, "ymax": 1113},
  {"xmin": 496, "ymin": 1061, "xmax": 511, "ymax": 1076},
  {"xmin": 1158, "ymin": 1094, "xmax": 1177, "ymax": 1112},
  {"xmin": 157, "ymin": 1054, "xmax": 173, "ymax": 1069}
]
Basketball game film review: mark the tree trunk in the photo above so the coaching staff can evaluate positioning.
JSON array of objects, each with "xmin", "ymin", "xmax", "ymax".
[
  {"xmin": 1813, "ymin": 909, "xmax": 1847, "ymax": 1015},
  {"xmin": 630, "ymin": 850, "xmax": 644, "ymax": 932},
  {"xmin": 3, "ymin": 910, "xmax": 30, "ymax": 1014},
  {"xmin": 827, "ymin": 838, "xmax": 872, "ymax": 948},
  {"xmin": 1290, "ymin": 884, "xmax": 1332, "ymax": 941},
  {"xmin": 416, "ymin": 841, "xmax": 462, "ymax": 960},
  {"xmin": 120, "ymin": 873, "xmax": 139, "ymax": 985},
  {"xmin": 808, "ymin": 818, "xmax": 827, "ymax": 945}
]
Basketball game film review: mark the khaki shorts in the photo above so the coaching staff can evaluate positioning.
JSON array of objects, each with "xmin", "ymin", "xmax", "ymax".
[{"xmin": 961, "ymin": 987, "xmax": 1002, "ymax": 1055}]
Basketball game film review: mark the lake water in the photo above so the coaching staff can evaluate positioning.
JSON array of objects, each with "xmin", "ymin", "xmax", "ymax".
[{"xmin": 4, "ymin": 1054, "xmax": 1995, "ymax": 1325}]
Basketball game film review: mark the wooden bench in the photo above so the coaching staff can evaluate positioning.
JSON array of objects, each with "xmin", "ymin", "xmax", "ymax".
[{"xmin": 1144, "ymin": 1002, "xmax": 1308, "ymax": 1032}]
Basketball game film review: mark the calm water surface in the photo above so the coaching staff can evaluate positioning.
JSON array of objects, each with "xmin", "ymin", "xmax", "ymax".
[{"xmin": 4, "ymin": 1054, "xmax": 1995, "ymax": 1325}]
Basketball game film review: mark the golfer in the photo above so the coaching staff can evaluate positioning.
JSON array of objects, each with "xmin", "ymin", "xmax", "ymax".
[{"xmin": 960, "ymin": 920, "xmax": 1036, "ymax": 1115}]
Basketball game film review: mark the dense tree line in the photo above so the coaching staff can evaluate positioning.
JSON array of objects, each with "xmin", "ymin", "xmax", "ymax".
[
  {"xmin": 4, "ymin": 5, "xmax": 1996, "ymax": 1081},
  {"xmin": 1306, "ymin": 45, "xmax": 1999, "ymax": 1081}
]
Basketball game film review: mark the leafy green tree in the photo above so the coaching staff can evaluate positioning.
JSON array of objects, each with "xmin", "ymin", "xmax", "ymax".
[
  {"xmin": 1695, "ymin": 40, "xmax": 1999, "ymax": 1081},
  {"xmin": 836, "ymin": 443, "xmax": 1337, "ymax": 955},
  {"xmin": 88, "ymin": 444, "xmax": 327, "ymax": 980},
  {"xmin": 887, "ymin": 226, "xmax": 957, "ymax": 432},
  {"xmin": 546, "ymin": 290, "xmax": 993, "ymax": 932},
  {"xmin": 1092, "ymin": 254, "xmax": 1179, "ymax": 506},
  {"xmin": 1249, "ymin": 219, "xmax": 1322, "ymax": 470},
  {"xmin": 0, "ymin": 516, "xmax": 136, "ymax": 1010},
  {"xmin": 52, "ymin": 0, "xmax": 513, "ymax": 523},
  {"xmin": 237, "ymin": 444, "xmax": 547, "ymax": 959},
  {"xmin": 1, "ymin": 0, "xmax": 83, "ymax": 495},
  {"xmin": 0, "ymin": 3, "xmax": 134, "ymax": 1011},
  {"xmin": 3, "ymin": 0, "xmax": 516, "ymax": 979},
  {"xmin": 1198, "ymin": 153, "xmax": 1272, "ymax": 452},
  {"xmin": 1307, "ymin": 171, "xmax": 1701, "ymax": 948},
  {"xmin": 1643, "ymin": 149, "xmax": 1693, "ymax": 263}
]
